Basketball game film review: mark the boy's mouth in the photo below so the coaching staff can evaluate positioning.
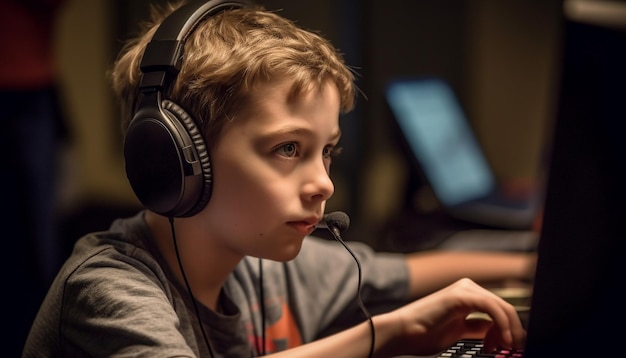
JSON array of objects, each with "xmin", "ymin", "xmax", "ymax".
[{"xmin": 287, "ymin": 221, "xmax": 317, "ymax": 235}]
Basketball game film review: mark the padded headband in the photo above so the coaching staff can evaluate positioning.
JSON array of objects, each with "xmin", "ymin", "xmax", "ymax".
[{"xmin": 139, "ymin": 0, "xmax": 254, "ymax": 93}]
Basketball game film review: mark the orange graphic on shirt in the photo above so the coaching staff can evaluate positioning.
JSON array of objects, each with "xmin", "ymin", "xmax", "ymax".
[{"xmin": 251, "ymin": 301, "xmax": 302, "ymax": 353}]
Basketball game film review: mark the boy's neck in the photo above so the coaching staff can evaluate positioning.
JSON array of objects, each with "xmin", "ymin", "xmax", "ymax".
[{"xmin": 144, "ymin": 210, "xmax": 240, "ymax": 311}]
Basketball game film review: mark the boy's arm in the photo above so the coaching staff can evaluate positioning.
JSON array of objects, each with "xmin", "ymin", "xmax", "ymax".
[
  {"xmin": 264, "ymin": 278, "xmax": 526, "ymax": 357},
  {"xmin": 405, "ymin": 251, "xmax": 536, "ymax": 298}
]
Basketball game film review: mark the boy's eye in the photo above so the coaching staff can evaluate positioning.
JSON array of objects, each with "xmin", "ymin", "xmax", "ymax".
[{"xmin": 275, "ymin": 142, "xmax": 298, "ymax": 157}]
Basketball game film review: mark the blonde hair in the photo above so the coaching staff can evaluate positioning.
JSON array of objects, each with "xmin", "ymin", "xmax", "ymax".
[{"xmin": 110, "ymin": 1, "xmax": 356, "ymax": 148}]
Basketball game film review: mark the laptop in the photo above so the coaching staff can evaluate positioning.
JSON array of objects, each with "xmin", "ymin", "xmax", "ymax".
[
  {"xmin": 385, "ymin": 77, "xmax": 539, "ymax": 230},
  {"xmin": 413, "ymin": 2, "xmax": 626, "ymax": 356}
]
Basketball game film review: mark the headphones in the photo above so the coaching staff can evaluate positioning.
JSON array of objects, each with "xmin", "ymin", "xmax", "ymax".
[{"xmin": 124, "ymin": 0, "xmax": 253, "ymax": 218}]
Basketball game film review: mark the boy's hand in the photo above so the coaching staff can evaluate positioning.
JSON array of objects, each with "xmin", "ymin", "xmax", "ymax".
[{"xmin": 377, "ymin": 278, "xmax": 526, "ymax": 357}]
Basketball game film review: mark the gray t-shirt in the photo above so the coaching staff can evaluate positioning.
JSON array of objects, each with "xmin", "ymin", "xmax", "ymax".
[{"xmin": 23, "ymin": 211, "xmax": 409, "ymax": 357}]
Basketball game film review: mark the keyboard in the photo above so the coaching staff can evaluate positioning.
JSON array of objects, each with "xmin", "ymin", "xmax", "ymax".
[{"xmin": 435, "ymin": 339, "xmax": 524, "ymax": 357}]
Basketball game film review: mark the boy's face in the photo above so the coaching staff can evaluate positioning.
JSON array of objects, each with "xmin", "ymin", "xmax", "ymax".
[{"xmin": 198, "ymin": 78, "xmax": 342, "ymax": 261}]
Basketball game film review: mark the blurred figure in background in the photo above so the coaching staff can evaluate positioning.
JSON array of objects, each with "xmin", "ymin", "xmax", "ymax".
[{"xmin": 0, "ymin": 0, "xmax": 68, "ymax": 355}]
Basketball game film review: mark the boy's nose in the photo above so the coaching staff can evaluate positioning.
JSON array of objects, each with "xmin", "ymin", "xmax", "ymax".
[{"xmin": 302, "ymin": 160, "xmax": 334, "ymax": 201}]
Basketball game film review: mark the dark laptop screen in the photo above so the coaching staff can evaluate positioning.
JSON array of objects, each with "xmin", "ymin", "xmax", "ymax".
[{"xmin": 524, "ymin": 3, "xmax": 626, "ymax": 355}]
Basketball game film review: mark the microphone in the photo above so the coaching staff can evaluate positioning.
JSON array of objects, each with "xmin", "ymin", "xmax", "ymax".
[
  {"xmin": 318, "ymin": 211, "xmax": 375, "ymax": 358},
  {"xmin": 320, "ymin": 211, "xmax": 350, "ymax": 237}
]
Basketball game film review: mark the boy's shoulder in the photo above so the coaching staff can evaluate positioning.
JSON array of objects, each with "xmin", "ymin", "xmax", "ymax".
[{"xmin": 60, "ymin": 211, "xmax": 163, "ymax": 283}]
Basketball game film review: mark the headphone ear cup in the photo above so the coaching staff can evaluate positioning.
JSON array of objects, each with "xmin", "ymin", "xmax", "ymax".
[
  {"xmin": 124, "ymin": 99, "xmax": 212, "ymax": 217},
  {"xmin": 162, "ymin": 100, "xmax": 213, "ymax": 215}
]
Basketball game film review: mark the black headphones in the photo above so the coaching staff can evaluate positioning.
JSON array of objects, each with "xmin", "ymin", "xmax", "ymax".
[{"xmin": 124, "ymin": 0, "xmax": 253, "ymax": 218}]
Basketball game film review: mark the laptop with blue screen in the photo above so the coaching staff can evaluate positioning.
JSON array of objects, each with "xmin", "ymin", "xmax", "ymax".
[{"xmin": 385, "ymin": 77, "xmax": 539, "ymax": 229}]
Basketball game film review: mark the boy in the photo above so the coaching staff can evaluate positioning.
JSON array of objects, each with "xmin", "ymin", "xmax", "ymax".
[{"xmin": 24, "ymin": 1, "xmax": 529, "ymax": 356}]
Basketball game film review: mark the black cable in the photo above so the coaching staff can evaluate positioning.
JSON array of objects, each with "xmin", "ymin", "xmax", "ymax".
[
  {"xmin": 330, "ymin": 230, "xmax": 375, "ymax": 358},
  {"xmin": 258, "ymin": 258, "xmax": 266, "ymax": 356},
  {"xmin": 169, "ymin": 217, "xmax": 215, "ymax": 358}
]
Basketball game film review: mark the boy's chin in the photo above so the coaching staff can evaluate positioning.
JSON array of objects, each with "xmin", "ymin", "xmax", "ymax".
[{"xmin": 263, "ymin": 242, "xmax": 304, "ymax": 262}]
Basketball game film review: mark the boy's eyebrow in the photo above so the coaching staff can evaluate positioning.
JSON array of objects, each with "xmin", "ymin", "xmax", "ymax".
[{"xmin": 259, "ymin": 125, "xmax": 342, "ymax": 142}]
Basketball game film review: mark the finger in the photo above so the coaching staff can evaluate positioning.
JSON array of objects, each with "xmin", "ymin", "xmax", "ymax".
[
  {"xmin": 477, "ymin": 302, "xmax": 525, "ymax": 351},
  {"xmin": 462, "ymin": 318, "xmax": 493, "ymax": 340},
  {"xmin": 455, "ymin": 280, "xmax": 524, "ymax": 347},
  {"xmin": 482, "ymin": 321, "xmax": 526, "ymax": 353},
  {"xmin": 482, "ymin": 325, "xmax": 501, "ymax": 353}
]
